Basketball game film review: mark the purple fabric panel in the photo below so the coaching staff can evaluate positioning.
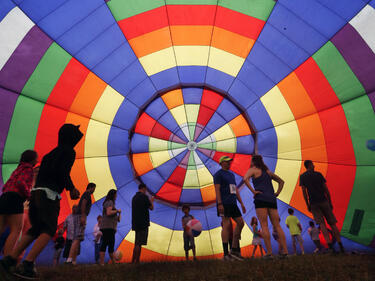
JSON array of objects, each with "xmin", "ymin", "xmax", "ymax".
[
  {"xmin": 331, "ymin": 24, "xmax": 375, "ymax": 107},
  {"xmin": 0, "ymin": 88, "xmax": 18, "ymax": 187},
  {"xmin": 369, "ymin": 91, "xmax": 375, "ymax": 112},
  {"xmin": 0, "ymin": 26, "xmax": 52, "ymax": 93}
]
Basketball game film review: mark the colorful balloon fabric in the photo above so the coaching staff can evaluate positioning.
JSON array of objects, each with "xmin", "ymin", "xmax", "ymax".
[{"xmin": 0, "ymin": 0, "xmax": 375, "ymax": 263}]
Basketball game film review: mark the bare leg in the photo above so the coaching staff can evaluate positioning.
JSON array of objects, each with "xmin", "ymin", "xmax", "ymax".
[
  {"xmin": 192, "ymin": 247, "xmax": 196, "ymax": 259},
  {"xmin": 109, "ymin": 252, "xmax": 115, "ymax": 264},
  {"xmin": 260, "ymin": 245, "xmax": 264, "ymax": 256},
  {"xmin": 319, "ymin": 222, "xmax": 332, "ymax": 245},
  {"xmin": 10, "ymin": 234, "xmax": 34, "ymax": 260},
  {"xmin": 232, "ymin": 216, "xmax": 244, "ymax": 249},
  {"xmin": 24, "ymin": 233, "xmax": 51, "ymax": 262},
  {"xmin": 132, "ymin": 245, "xmax": 141, "ymax": 264},
  {"xmin": 251, "ymin": 245, "xmax": 257, "ymax": 257},
  {"xmin": 329, "ymin": 224, "xmax": 342, "ymax": 243},
  {"xmin": 221, "ymin": 217, "xmax": 231, "ymax": 243},
  {"xmin": 3, "ymin": 214, "xmax": 23, "ymax": 255},
  {"xmin": 68, "ymin": 240, "xmax": 80, "ymax": 264},
  {"xmin": 299, "ymin": 239, "xmax": 305, "ymax": 254},
  {"xmin": 292, "ymin": 237, "xmax": 297, "ymax": 254},
  {"xmin": 268, "ymin": 209, "xmax": 288, "ymax": 255},
  {"xmin": 99, "ymin": 251, "xmax": 105, "ymax": 265}
]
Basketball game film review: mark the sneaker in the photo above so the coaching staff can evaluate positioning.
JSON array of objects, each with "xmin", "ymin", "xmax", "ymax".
[
  {"xmin": 222, "ymin": 254, "xmax": 234, "ymax": 261},
  {"xmin": 230, "ymin": 250, "xmax": 245, "ymax": 261},
  {"xmin": 0, "ymin": 256, "xmax": 17, "ymax": 280},
  {"xmin": 13, "ymin": 261, "xmax": 38, "ymax": 280}
]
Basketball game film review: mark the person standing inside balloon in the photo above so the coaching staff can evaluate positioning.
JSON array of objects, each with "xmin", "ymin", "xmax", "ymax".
[
  {"xmin": 131, "ymin": 183, "xmax": 154, "ymax": 264},
  {"xmin": 181, "ymin": 204, "xmax": 196, "ymax": 261},
  {"xmin": 214, "ymin": 156, "xmax": 246, "ymax": 261},
  {"xmin": 243, "ymin": 155, "xmax": 288, "ymax": 258},
  {"xmin": 300, "ymin": 160, "xmax": 345, "ymax": 253},
  {"xmin": 0, "ymin": 124, "xmax": 82, "ymax": 280}
]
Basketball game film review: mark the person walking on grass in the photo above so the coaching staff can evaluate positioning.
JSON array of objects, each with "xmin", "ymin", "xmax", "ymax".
[
  {"xmin": 99, "ymin": 189, "xmax": 121, "ymax": 265},
  {"xmin": 131, "ymin": 184, "xmax": 154, "ymax": 264},
  {"xmin": 243, "ymin": 155, "xmax": 288, "ymax": 258},
  {"xmin": 66, "ymin": 183, "xmax": 96, "ymax": 265},
  {"xmin": 308, "ymin": 221, "xmax": 321, "ymax": 253},
  {"xmin": 63, "ymin": 205, "xmax": 78, "ymax": 262},
  {"xmin": 214, "ymin": 156, "xmax": 246, "ymax": 261},
  {"xmin": 300, "ymin": 160, "xmax": 345, "ymax": 253},
  {"xmin": 181, "ymin": 205, "xmax": 196, "ymax": 261},
  {"xmin": 250, "ymin": 217, "xmax": 264, "ymax": 258},
  {"xmin": 285, "ymin": 208, "xmax": 304, "ymax": 255},
  {"xmin": 0, "ymin": 124, "xmax": 82, "ymax": 280}
]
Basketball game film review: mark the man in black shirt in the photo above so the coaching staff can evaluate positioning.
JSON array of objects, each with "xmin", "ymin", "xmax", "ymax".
[
  {"xmin": 300, "ymin": 160, "xmax": 344, "ymax": 253},
  {"xmin": 131, "ymin": 183, "xmax": 154, "ymax": 264}
]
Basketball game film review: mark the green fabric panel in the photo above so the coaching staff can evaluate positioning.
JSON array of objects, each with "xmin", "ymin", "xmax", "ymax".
[
  {"xmin": 218, "ymin": 0, "xmax": 275, "ymax": 21},
  {"xmin": 187, "ymin": 151, "xmax": 196, "ymax": 170},
  {"xmin": 313, "ymin": 42, "xmax": 365, "ymax": 104},
  {"xmin": 188, "ymin": 124, "xmax": 195, "ymax": 141},
  {"xmin": 1, "ymin": 164, "xmax": 18, "ymax": 184},
  {"xmin": 107, "ymin": 0, "xmax": 164, "ymax": 21},
  {"xmin": 21, "ymin": 43, "xmax": 71, "ymax": 103},
  {"xmin": 2, "ymin": 95, "xmax": 43, "ymax": 166},
  {"xmin": 341, "ymin": 166, "xmax": 375, "ymax": 245},
  {"xmin": 169, "ymin": 142, "xmax": 186, "ymax": 150},
  {"xmin": 198, "ymin": 142, "xmax": 216, "ymax": 150},
  {"xmin": 166, "ymin": 0, "xmax": 217, "ymax": 4}
]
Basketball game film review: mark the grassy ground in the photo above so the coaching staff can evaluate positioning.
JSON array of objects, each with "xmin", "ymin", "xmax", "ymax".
[{"xmin": 37, "ymin": 254, "xmax": 374, "ymax": 281}]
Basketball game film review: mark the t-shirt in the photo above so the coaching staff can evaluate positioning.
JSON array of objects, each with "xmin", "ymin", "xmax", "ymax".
[
  {"xmin": 132, "ymin": 192, "xmax": 151, "ymax": 231},
  {"xmin": 93, "ymin": 223, "xmax": 102, "ymax": 244},
  {"xmin": 182, "ymin": 214, "xmax": 193, "ymax": 234},
  {"xmin": 213, "ymin": 169, "xmax": 237, "ymax": 205},
  {"xmin": 101, "ymin": 200, "xmax": 118, "ymax": 230},
  {"xmin": 63, "ymin": 214, "xmax": 74, "ymax": 240},
  {"xmin": 78, "ymin": 191, "xmax": 92, "ymax": 216},
  {"xmin": 308, "ymin": 226, "xmax": 320, "ymax": 241},
  {"xmin": 285, "ymin": 215, "xmax": 301, "ymax": 236},
  {"xmin": 299, "ymin": 170, "xmax": 327, "ymax": 204}
]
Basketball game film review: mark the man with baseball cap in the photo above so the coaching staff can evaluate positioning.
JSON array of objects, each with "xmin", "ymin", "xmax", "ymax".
[{"xmin": 214, "ymin": 156, "xmax": 246, "ymax": 260}]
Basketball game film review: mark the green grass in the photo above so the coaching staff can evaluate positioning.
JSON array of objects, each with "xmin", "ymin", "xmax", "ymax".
[{"xmin": 38, "ymin": 254, "xmax": 375, "ymax": 281}]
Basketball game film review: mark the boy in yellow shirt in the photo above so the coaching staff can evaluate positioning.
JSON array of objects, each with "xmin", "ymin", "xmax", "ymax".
[{"xmin": 285, "ymin": 208, "xmax": 304, "ymax": 255}]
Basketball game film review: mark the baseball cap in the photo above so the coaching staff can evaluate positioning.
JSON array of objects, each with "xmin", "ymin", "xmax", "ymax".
[{"xmin": 219, "ymin": 156, "xmax": 232, "ymax": 164}]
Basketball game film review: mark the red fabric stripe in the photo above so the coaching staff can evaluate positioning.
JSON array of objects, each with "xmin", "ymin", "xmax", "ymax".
[
  {"xmin": 156, "ymin": 182, "xmax": 182, "ymax": 204},
  {"xmin": 201, "ymin": 89, "xmax": 223, "ymax": 110},
  {"xmin": 167, "ymin": 166, "xmax": 187, "ymax": 186},
  {"xmin": 167, "ymin": 5, "xmax": 216, "ymax": 25},
  {"xmin": 196, "ymin": 105, "xmax": 215, "ymax": 127},
  {"xmin": 134, "ymin": 113, "xmax": 157, "ymax": 136},
  {"xmin": 151, "ymin": 122, "xmax": 173, "ymax": 141}
]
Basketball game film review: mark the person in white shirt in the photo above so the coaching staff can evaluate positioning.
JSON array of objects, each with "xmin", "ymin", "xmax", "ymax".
[{"xmin": 93, "ymin": 215, "xmax": 102, "ymax": 263}]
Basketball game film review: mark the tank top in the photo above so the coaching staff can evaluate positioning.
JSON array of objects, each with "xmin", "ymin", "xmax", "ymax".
[{"xmin": 252, "ymin": 170, "xmax": 276, "ymax": 203}]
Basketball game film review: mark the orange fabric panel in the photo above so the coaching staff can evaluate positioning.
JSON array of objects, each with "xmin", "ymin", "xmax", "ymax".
[
  {"xmin": 211, "ymin": 27, "xmax": 254, "ymax": 58},
  {"xmin": 200, "ymin": 185, "xmax": 216, "ymax": 204},
  {"xmin": 229, "ymin": 114, "xmax": 251, "ymax": 137},
  {"xmin": 129, "ymin": 27, "xmax": 172, "ymax": 57},
  {"xmin": 170, "ymin": 25, "xmax": 212, "ymax": 46},
  {"xmin": 132, "ymin": 153, "xmax": 154, "ymax": 175},
  {"xmin": 161, "ymin": 88, "xmax": 184, "ymax": 109}
]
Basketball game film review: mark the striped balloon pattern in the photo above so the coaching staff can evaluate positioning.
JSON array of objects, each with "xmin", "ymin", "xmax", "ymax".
[{"xmin": 0, "ymin": 0, "xmax": 374, "ymax": 263}]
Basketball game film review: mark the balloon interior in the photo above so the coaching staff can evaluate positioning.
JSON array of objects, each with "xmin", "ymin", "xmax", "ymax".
[{"xmin": 0, "ymin": 0, "xmax": 374, "ymax": 264}]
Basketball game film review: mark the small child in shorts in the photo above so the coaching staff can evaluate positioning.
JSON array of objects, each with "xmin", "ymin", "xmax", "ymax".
[
  {"xmin": 285, "ymin": 208, "xmax": 304, "ymax": 255},
  {"xmin": 53, "ymin": 229, "xmax": 65, "ymax": 266},
  {"xmin": 181, "ymin": 205, "xmax": 196, "ymax": 261},
  {"xmin": 251, "ymin": 217, "xmax": 264, "ymax": 257},
  {"xmin": 308, "ymin": 221, "xmax": 321, "ymax": 253}
]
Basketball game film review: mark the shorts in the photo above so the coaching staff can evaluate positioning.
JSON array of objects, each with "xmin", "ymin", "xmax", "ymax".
[
  {"xmin": 0, "ymin": 192, "xmax": 25, "ymax": 214},
  {"xmin": 291, "ymin": 234, "xmax": 303, "ymax": 244},
  {"xmin": 217, "ymin": 204, "xmax": 242, "ymax": 218},
  {"xmin": 135, "ymin": 228, "xmax": 149, "ymax": 246},
  {"xmin": 183, "ymin": 233, "xmax": 195, "ymax": 251},
  {"xmin": 100, "ymin": 228, "xmax": 116, "ymax": 253},
  {"xmin": 63, "ymin": 239, "xmax": 72, "ymax": 258},
  {"xmin": 254, "ymin": 200, "xmax": 277, "ymax": 209},
  {"xmin": 310, "ymin": 201, "xmax": 337, "ymax": 225},
  {"xmin": 27, "ymin": 190, "xmax": 60, "ymax": 238},
  {"xmin": 73, "ymin": 214, "xmax": 86, "ymax": 241},
  {"xmin": 252, "ymin": 237, "xmax": 262, "ymax": 246}
]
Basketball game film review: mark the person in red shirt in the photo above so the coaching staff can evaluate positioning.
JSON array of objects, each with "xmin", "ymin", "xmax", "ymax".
[{"xmin": 0, "ymin": 150, "xmax": 38, "ymax": 256}]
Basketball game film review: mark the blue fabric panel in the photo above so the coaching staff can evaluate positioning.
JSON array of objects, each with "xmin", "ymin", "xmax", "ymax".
[
  {"xmin": 227, "ymin": 79, "xmax": 258, "ymax": 110},
  {"xmin": 216, "ymin": 98, "xmax": 241, "ymax": 122},
  {"xmin": 279, "ymin": 0, "xmax": 346, "ymax": 38},
  {"xmin": 57, "ymin": 5, "xmax": 113, "ymax": 55},
  {"xmin": 18, "ymin": 0, "xmax": 66, "ymax": 23},
  {"xmin": 247, "ymin": 42, "xmax": 292, "ymax": 83},
  {"xmin": 126, "ymin": 78, "xmax": 156, "ymax": 108},
  {"xmin": 89, "ymin": 39, "xmax": 135, "ymax": 80},
  {"xmin": 107, "ymin": 127, "xmax": 129, "ymax": 156},
  {"xmin": 203, "ymin": 158, "xmax": 221, "ymax": 177},
  {"xmin": 158, "ymin": 111, "xmax": 188, "ymax": 142},
  {"xmin": 37, "ymin": 0, "xmax": 103, "ymax": 39},
  {"xmin": 245, "ymin": 99, "xmax": 274, "ymax": 131},
  {"xmin": 156, "ymin": 156, "xmax": 184, "ymax": 181},
  {"xmin": 145, "ymin": 97, "xmax": 169, "ymax": 120},
  {"xmin": 257, "ymin": 24, "xmax": 309, "ymax": 70},
  {"xmin": 74, "ymin": 23, "xmax": 125, "ymax": 70},
  {"xmin": 316, "ymin": 0, "xmax": 367, "ymax": 21},
  {"xmin": 0, "ymin": 0, "xmax": 15, "ymax": 22},
  {"xmin": 178, "ymin": 66, "xmax": 206, "ymax": 86},
  {"xmin": 204, "ymin": 207, "xmax": 222, "ymax": 229},
  {"xmin": 110, "ymin": 61, "xmax": 148, "ymax": 97},
  {"xmin": 107, "ymin": 155, "xmax": 134, "ymax": 187},
  {"xmin": 205, "ymin": 67, "xmax": 235, "ymax": 93},
  {"xmin": 236, "ymin": 135, "xmax": 255, "ymax": 154},
  {"xmin": 112, "ymin": 99, "xmax": 139, "ymax": 130},
  {"xmin": 237, "ymin": 60, "xmax": 275, "ymax": 98},
  {"xmin": 267, "ymin": 4, "xmax": 327, "ymax": 55},
  {"xmin": 182, "ymin": 87, "xmax": 203, "ymax": 104},
  {"xmin": 130, "ymin": 134, "xmax": 149, "ymax": 154},
  {"xmin": 179, "ymin": 189, "xmax": 203, "ymax": 205},
  {"xmin": 196, "ymin": 112, "xmax": 227, "ymax": 142},
  {"xmin": 370, "ymin": 1, "xmax": 375, "ymax": 9},
  {"xmin": 150, "ymin": 67, "xmax": 180, "ymax": 92},
  {"xmin": 257, "ymin": 128, "xmax": 278, "ymax": 158},
  {"xmin": 116, "ymin": 180, "xmax": 139, "ymax": 206},
  {"xmin": 141, "ymin": 170, "xmax": 164, "ymax": 194},
  {"xmin": 239, "ymin": 186, "xmax": 255, "ymax": 219},
  {"xmin": 150, "ymin": 202, "xmax": 177, "ymax": 229}
]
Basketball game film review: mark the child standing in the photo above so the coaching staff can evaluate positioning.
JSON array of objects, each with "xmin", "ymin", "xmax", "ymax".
[
  {"xmin": 308, "ymin": 221, "xmax": 321, "ymax": 253},
  {"xmin": 285, "ymin": 208, "xmax": 305, "ymax": 255},
  {"xmin": 250, "ymin": 217, "xmax": 264, "ymax": 257},
  {"xmin": 93, "ymin": 215, "xmax": 102, "ymax": 264},
  {"xmin": 53, "ymin": 229, "xmax": 65, "ymax": 266},
  {"xmin": 181, "ymin": 205, "xmax": 196, "ymax": 261}
]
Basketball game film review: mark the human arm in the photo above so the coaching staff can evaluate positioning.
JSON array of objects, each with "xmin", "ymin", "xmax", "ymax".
[
  {"xmin": 298, "ymin": 223, "xmax": 302, "ymax": 232},
  {"xmin": 149, "ymin": 196, "xmax": 154, "ymax": 210},
  {"xmin": 243, "ymin": 168, "xmax": 262, "ymax": 195},
  {"xmin": 80, "ymin": 198, "xmax": 87, "ymax": 225},
  {"xmin": 267, "ymin": 170, "xmax": 284, "ymax": 197},
  {"xmin": 322, "ymin": 182, "xmax": 333, "ymax": 209},
  {"xmin": 60, "ymin": 150, "xmax": 80, "ymax": 199},
  {"xmin": 214, "ymin": 184, "xmax": 224, "ymax": 214},
  {"xmin": 236, "ymin": 187, "xmax": 246, "ymax": 214},
  {"xmin": 301, "ymin": 186, "xmax": 311, "ymax": 212},
  {"xmin": 117, "ymin": 210, "xmax": 121, "ymax": 222}
]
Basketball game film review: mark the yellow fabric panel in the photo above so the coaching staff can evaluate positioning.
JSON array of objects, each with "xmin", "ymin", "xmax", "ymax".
[
  {"xmin": 212, "ymin": 123, "xmax": 235, "ymax": 142},
  {"xmin": 139, "ymin": 47, "xmax": 176, "ymax": 76},
  {"xmin": 209, "ymin": 227, "xmax": 223, "ymax": 254},
  {"xmin": 150, "ymin": 150, "xmax": 172, "ymax": 168},
  {"xmin": 162, "ymin": 89, "xmax": 183, "ymax": 109},
  {"xmin": 197, "ymin": 166, "xmax": 214, "ymax": 187},
  {"xmin": 185, "ymin": 104, "xmax": 200, "ymax": 124},
  {"xmin": 168, "ymin": 229, "xmax": 214, "ymax": 257},
  {"xmin": 91, "ymin": 86, "xmax": 124, "ymax": 124},
  {"xmin": 85, "ymin": 157, "xmax": 116, "ymax": 201},
  {"xmin": 216, "ymin": 138, "xmax": 237, "ymax": 153},
  {"xmin": 183, "ymin": 169, "xmax": 199, "ymax": 188},
  {"xmin": 149, "ymin": 137, "xmax": 169, "ymax": 152},
  {"xmin": 174, "ymin": 45, "xmax": 209, "ymax": 66},
  {"xmin": 275, "ymin": 121, "xmax": 302, "ymax": 160},
  {"xmin": 207, "ymin": 47, "xmax": 245, "ymax": 77},
  {"xmin": 85, "ymin": 119, "xmax": 110, "ymax": 157},
  {"xmin": 170, "ymin": 105, "xmax": 188, "ymax": 126}
]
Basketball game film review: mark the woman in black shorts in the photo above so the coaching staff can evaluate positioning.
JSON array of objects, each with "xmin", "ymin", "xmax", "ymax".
[{"xmin": 243, "ymin": 155, "xmax": 288, "ymax": 257}]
